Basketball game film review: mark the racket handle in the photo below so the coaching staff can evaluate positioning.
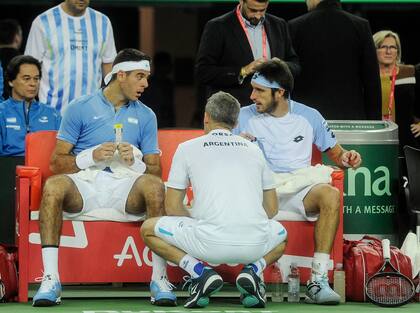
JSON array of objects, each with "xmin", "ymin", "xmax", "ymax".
[{"xmin": 382, "ymin": 239, "xmax": 391, "ymax": 260}]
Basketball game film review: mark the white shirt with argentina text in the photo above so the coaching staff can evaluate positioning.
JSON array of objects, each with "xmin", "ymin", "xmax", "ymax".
[{"xmin": 167, "ymin": 129, "xmax": 276, "ymax": 246}]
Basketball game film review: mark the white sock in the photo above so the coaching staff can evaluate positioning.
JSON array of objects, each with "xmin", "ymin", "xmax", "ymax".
[
  {"xmin": 179, "ymin": 254, "xmax": 203, "ymax": 278},
  {"xmin": 41, "ymin": 247, "xmax": 59, "ymax": 278},
  {"xmin": 151, "ymin": 252, "xmax": 167, "ymax": 281},
  {"xmin": 249, "ymin": 258, "xmax": 267, "ymax": 277},
  {"xmin": 311, "ymin": 252, "xmax": 330, "ymax": 281}
]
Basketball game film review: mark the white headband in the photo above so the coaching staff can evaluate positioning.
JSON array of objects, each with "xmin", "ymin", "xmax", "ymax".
[
  {"xmin": 104, "ymin": 60, "xmax": 151, "ymax": 85},
  {"xmin": 251, "ymin": 72, "xmax": 282, "ymax": 89}
]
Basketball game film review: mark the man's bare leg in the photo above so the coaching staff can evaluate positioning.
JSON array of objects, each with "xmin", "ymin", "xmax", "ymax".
[
  {"xmin": 34, "ymin": 175, "xmax": 82, "ymax": 307},
  {"xmin": 304, "ymin": 184, "xmax": 340, "ymax": 254},
  {"xmin": 39, "ymin": 175, "xmax": 83, "ymax": 245},
  {"xmin": 303, "ymin": 183, "xmax": 341, "ymax": 304},
  {"xmin": 129, "ymin": 176, "xmax": 176, "ymax": 306},
  {"xmin": 125, "ymin": 174, "xmax": 165, "ymax": 217}
]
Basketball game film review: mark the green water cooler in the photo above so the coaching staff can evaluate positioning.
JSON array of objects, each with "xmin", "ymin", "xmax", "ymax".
[{"xmin": 322, "ymin": 121, "xmax": 399, "ymax": 243}]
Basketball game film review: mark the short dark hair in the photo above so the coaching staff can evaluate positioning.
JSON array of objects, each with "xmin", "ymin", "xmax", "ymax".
[
  {"xmin": 254, "ymin": 58, "xmax": 294, "ymax": 98},
  {"xmin": 205, "ymin": 91, "xmax": 240, "ymax": 129},
  {"xmin": 0, "ymin": 19, "xmax": 21, "ymax": 45},
  {"xmin": 6, "ymin": 55, "xmax": 42, "ymax": 83},
  {"xmin": 109, "ymin": 48, "xmax": 152, "ymax": 83}
]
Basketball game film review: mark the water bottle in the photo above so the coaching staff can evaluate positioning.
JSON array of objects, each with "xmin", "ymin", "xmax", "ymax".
[
  {"xmin": 287, "ymin": 262, "xmax": 300, "ymax": 302},
  {"xmin": 271, "ymin": 262, "xmax": 284, "ymax": 302},
  {"xmin": 333, "ymin": 263, "xmax": 346, "ymax": 303}
]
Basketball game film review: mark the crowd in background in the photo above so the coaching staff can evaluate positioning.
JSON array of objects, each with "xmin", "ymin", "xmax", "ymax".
[{"xmin": 0, "ymin": 0, "xmax": 419, "ymax": 154}]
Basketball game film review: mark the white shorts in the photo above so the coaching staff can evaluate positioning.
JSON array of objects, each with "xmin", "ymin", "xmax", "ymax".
[
  {"xmin": 278, "ymin": 184, "xmax": 320, "ymax": 222},
  {"xmin": 64, "ymin": 170, "xmax": 144, "ymax": 222},
  {"xmin": 154, "ymin": 216, "xmax": 287, "ymax": 264}
]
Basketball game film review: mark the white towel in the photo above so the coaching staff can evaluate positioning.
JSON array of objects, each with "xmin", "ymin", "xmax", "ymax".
[
  {"xmin": 401, "ymin": 231, "xmax": 420, "ymax": 278},
  {"xmin": 273, "ymin": 164, "xmax": 334, "ymax": 196},
  {"xmin": 74, "ymin": 144, "xmax": 146, "ymax": 182}
]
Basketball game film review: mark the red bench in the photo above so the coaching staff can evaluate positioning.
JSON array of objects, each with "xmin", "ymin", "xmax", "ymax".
[{"xmin": 15, "ymin": 129, "xmax": 343, "ymax": 302}]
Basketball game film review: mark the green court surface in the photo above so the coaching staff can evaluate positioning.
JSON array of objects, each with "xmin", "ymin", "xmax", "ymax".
[
  {"xmin": 1, "ymin": 298, "xmax": 419, "ymax": 313},
  {"xmin": 1, "ymin": 285, "xmax": 419, "ymax": 313}
]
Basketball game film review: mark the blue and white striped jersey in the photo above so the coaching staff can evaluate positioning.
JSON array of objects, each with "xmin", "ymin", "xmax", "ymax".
[{"xmin": 25, "ymin": 4, "xmax": 117, "ymax": 114}]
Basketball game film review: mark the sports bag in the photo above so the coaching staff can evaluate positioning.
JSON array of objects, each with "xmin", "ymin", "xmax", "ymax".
[
  {"xmin": 0, "ymin": 245, "xmax": 18, "ymax": 302},
  {"xmin": 344, "ymin": 235, "xmax": 412, "ymax": 302}
]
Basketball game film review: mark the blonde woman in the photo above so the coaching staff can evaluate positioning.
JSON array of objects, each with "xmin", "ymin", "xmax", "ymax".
[{"xmin": 373, "ymin": 30, "xmax": 420, "ymax": 152}]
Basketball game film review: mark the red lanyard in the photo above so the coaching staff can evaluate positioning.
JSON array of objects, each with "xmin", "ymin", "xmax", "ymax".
[
  {"xmin": 236, "ymin": 4, "xmax": 267, "ymax": 59},
  {"xmin": 383, "ymin": 66, "xmax": 397, "ymax": 121}
]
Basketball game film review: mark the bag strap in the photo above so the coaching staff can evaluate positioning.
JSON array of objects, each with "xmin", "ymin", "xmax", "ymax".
[
  {"xmin": 344, "ymin": 235, "xmax": 383, "ymax": 255},
  {"xmin": 361, "ymin": 235, "xmax": 383, "ymax": 244}
]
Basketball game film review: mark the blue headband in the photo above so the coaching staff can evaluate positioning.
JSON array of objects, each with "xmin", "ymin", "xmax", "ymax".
[{"xmin": 251, "ymin": 72, "xmax": 282, "ymax": 89}]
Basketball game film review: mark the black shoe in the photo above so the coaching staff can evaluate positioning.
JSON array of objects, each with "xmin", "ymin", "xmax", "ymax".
[
  {"xmin": 183, "ymin": 267, "xmax": 224, "ymax": 308},
  {"xmin": 236, "ymin": 265, "xmax": 266, "ymax": 308}
]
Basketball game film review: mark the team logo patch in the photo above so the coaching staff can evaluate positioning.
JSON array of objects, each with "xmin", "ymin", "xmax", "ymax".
[
  {"xmin": 6, "ymin": 124, "xmax": 20, "ymax": 130},
  {"xmin": 293, "ymin": 135, "xmax": 304, "ymax": 143},
  {"xmin": 128, "ymin": 117, "xmax": 138, "ymax": 124},
  {"xmin": 39, "ymin": 116, "xmax": 49, "ymax": 123}
]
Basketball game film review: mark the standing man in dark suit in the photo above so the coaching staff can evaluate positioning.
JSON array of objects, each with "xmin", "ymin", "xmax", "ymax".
[
  {"xmin": 195, "ymin": 0, "xmax": 300, "ymax": 107},
  {"xmin": 289, "ymin": 0, "xmax": 381, "ymax": 120}
]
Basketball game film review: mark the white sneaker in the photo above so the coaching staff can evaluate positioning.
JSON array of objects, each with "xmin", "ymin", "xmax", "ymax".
[
  {"xmin": 32, "ymin": 274, "xmax": 62, "ymax": 307},
  {"xmin": 150, "ymin": 275, "xmax": 177, "ymax": 306},
  {"xmin": 305, "ymin": 276, "xmax": 340, "ymax": 305}
]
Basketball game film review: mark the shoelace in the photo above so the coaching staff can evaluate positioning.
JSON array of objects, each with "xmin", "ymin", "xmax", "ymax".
[
  {"xmin": 34, "ymin": 274, "xmax": 59, "ymax": 292},
  {"xmin": 307, "ymin": 280, "xmax": 322, "ymax": 296},
  {"xmin": 156, "ymin": 275, "xmax": 176, "ymax": 292},
  {"xmin": 182, "ymin": 275, "xmax": 193, "ymax": 291}
]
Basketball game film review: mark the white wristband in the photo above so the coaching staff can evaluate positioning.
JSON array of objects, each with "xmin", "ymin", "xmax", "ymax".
[
  {"xmin": 129, "ymin": 157, "xmax": 146, "ymax": 173},
  {"xmin": 75, "ymin": 148, "xmax": 96, "ymax": 170}
]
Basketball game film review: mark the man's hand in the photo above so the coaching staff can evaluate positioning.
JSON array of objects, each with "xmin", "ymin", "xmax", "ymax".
[
  {"xmin": 92, "ymin": 142, "xmax": 117, "ymax": 162},
  {"xmin": 117, "ymin": 142, "xmax": 135, "ymax": 166},
  {"xmin": 411, "ymin": 123, "xmax": 420, "ymax": 138},
  {"xmin": 239, "ymin": 132, "xmax": 256, "ymax": 142},
  {"xmin": 341, "ymin": 150, "xmax": 362, "ymax": 169},
  {"xmin": 242, "ymin": 58, "xmax": 266, "ymax": 77}
]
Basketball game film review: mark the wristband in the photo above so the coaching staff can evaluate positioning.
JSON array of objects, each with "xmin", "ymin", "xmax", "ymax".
[
  {"xmin": 75, "ymin": 149, "xmax": 96, "ymax": 170},
  {"xmin": 129, "ymin": 157, "xmax": 146, "ymax": 173}
]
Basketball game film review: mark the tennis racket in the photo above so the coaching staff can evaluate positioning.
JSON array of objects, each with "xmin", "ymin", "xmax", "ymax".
[{"xmin": 365, "ymin": 239, "xmax": 415, "ymax": 307}]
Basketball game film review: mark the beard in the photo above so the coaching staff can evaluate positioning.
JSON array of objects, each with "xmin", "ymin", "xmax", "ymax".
[
  {"xmin": 248, "ymin": 17, "xmax": 260, "ymax": 26},
  {"xmin": 265, "ymin": 99, "xmax": 278, "ymax": 114},
  {"xmin": 241, "ymin": 7, "xmax": 261, "ymax": 26}
]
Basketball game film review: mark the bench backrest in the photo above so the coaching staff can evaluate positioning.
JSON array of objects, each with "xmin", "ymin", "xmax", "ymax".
[
  {"xmin": 24, "ymin": 129, "xmax": 206, "ymax": 182},
  {"xmin": 157, "ymin": 129, "xmax": 204, "ymax": 180},
  {"xmin": 25, "ymin": 130, "xmax": 57, "ymax": 184},
  {"xmin": 25, "ymin": 129, "xmax": 323, "ymax": 184}
]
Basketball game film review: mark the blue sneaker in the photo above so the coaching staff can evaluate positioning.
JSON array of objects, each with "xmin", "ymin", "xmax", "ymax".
[
  {"xmin": 236, "ymin": 265, "xmax": 266, "ymax": 308},
  {"xmin": 305, "ymin": 276, "xmax": 340, "ymax": 305},
  {"xmin": 183, "ymin": 267, "xmax": 223, "ymax": 308},
  {"xmin": 150, "ymin": 276, "xmax": 177, "ymax": 306},
  {"xmin": 32, "ymin": 274, "xmax": 61, "ymax": 307}
]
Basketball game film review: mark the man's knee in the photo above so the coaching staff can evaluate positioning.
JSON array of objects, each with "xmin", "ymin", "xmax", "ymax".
[
  {"xmin": 137, "ymin": 174, "xmax": 165, "ymax": 200},
  {"xmin": 42, "ymin": 175, "xmax": 72, "ymax": 200},
  {"xmin": 140, "ymin": 217, "xmax": 160, "ymax": 240},
  {"xmin": 318, "ymin": 185, "xmax": 340, "ymax": 212}
]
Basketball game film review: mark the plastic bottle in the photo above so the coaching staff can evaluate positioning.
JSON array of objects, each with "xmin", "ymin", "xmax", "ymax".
[
  {"xmin": 271, "ymin": 262, "xmax": 284, "ymax": 302},
  {"xmin": 287, "ymin": 262, "xmax": 300, "ymax": 302},
  {"xmin": 333, "ymin": 263, "xmax": 346, "ymax": 303}
]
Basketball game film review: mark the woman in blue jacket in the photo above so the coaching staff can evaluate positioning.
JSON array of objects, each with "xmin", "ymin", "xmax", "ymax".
[{"xmin": 0, "ymin": 55, "xmax": 61, "ymax": 156}]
